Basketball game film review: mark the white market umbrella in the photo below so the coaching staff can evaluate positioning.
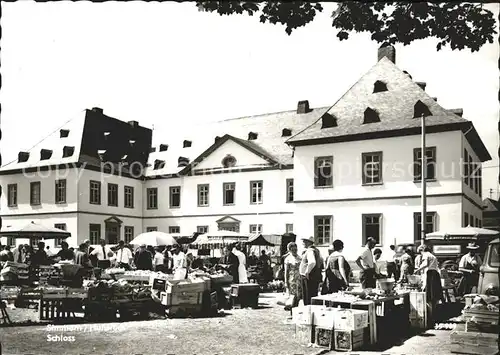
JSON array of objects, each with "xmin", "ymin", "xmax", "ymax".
[
  {"xmin": 426, "ymin": 226, "xmax": 499, "ymax": 239},
  {"xmin": 0, "ymin": 221, "xmax": 71, "ymax": 239},
  {"xmin": 130, "ymin": 231, "xmax": 178, "ymax": 247}
]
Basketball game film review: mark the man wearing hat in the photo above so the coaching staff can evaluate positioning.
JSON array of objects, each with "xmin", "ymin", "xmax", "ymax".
[
  {"xmin": 299, "ymin": 236, "xmax": 322, "ymax": 305},
  {"xmin": 355, "ymin": 237, "xmax": 378, "ymax": 289},
  {"xmin": 458, "ymin": 242, "xmax": 482, "ymax": 295}
]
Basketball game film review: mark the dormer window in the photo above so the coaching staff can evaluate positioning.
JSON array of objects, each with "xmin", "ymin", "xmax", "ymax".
[
  {"xmin": 222, "ymin": 155, "xmax": 237, "ymax": 168},
  {"xmin": 62, "ymin": 146, "xmax": 75, "ymax": 158},
  {"xmin": 416, "ymin": 82, "xmax": 427, "ymax": 91},
  {"xmin": 159, "ymin": 144, "xmax": 168, "ymax": 152},
  {"xmin": 18, "ymin": 152, "xmax": 30, "ymax": 163},
  {"xmin": 183, "ymin": 140, "xmax": 192, "ymax": 148},
  {"xmin": 60, "ymin": 129, "xmax": 69, "ymax": 138},
  {"xmin": 154, "ymin": 159, "xmax": 165, "ymax": 170},
  {"xmin": 248, "ymin": 132, "xmax": 258, "ymax": 140},
  {"xmin": 413, "ymin": 100, "xmax": 432, "ymax": 118},
  {"xmin": 40, "ymin": 149, "xmax": 53, "ymax": 160},
  {"xmin": 373, "ymin": 80, "xmax": 388, "ymax": 93},
  {"xmin": 321, "ymin": 113, "xmax": 338, "ymax": 129},
  {"xmin": 178, "ymin": 156, "xmax": 190, "ymax": 167},
  {"xmin": 282, "ymin": 128, "xmax": 292, "ymax": 137},
  {"xmin": 363, "ymin": 108, "xmax": 380, "ymax": 124}
]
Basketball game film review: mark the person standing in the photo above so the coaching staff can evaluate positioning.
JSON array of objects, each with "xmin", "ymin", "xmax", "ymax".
[
  {"xmin": 458, "ymin": 242, "xmax": 482, "ymax": 295},
  {"xmin": 326, "ymin": 239, "xmax": 351, "ymax": 293},
  {"xmin": 171, "ymin": 245, "xmax": 187, "ymax": 280},
  {"xmin": 233, "ymin": 243, "xmax": 248, "ymax": 284},
  {"xmin": 90, "ymin": 239, "xmax": 115, "ymax": 266},
  {"xmin": 299, "ymin": 236, "xmax": 322, "ymax": 305},
  {"xmin": 56, "ymin": 241, "xmax": 75, "ymax": 261},
  {"xmin": 386, "ymin": 245, "xmax": 398, "ymax": 280},
  {"xmin": 355, "ymin": 238, "xmax": 377, "ymax": 289},
  {"xmin": 398, "ymin": 248, "xmax": 414, "ymax": 283},
  {"xmin": 284, "ymin": 242, "xmax": 302, "ymax": 308},
  {"xmin": 153, "ymin": 247, "xmax": 166, "ymax": 272},
  {"xmin": 134, "ymin": 244, "xmax": 153, "ymax": 271},
  {"xmin": 219, "ymin": 245, "xmax": 240, "ymax": 283},
  {"xmin": 74, "ymin": 243, "xmax": 91, "ymax": 268},
  {"xmin": 115, "ymin": 241, "xmax": 133, "ymax": 270},
  {"xmin": 45, "ymin": 246, "xmax": 54, "ymax": 258},
  {"xmin": 13, "ymin": 245, "xmax": 26, "ymax": 264},
  {"xmin": 414, "ymin": 245, "xmax": 443, "ymax": 321}
]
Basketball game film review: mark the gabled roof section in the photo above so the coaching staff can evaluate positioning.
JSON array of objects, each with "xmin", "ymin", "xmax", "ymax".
[
  {"xmin": 216, "ymin": 215, "xmax": 241, "ymax": 224},
  {"xmin": 177, "ymin": 134, "xmax": 278, "ymax": 175},
  {"xmin": 287, "ymin": 57, "xmax": 490, "ymax": 162},
  {"xmin": 483, "ymin": 198, "xmax": 500, "ymax": 212},
  {"xmin": 145, "ymin": 106, "xmax": 327, "ymax": 177},
  {"xmin": 0, "ymin": 110, "xmax": 87, "ymax": 172}
]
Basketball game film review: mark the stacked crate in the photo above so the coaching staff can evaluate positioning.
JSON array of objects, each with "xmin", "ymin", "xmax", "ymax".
[
  {"xmin": 409, "ymin": 291, "xmax": 429, "ymax": 329},
  {"xmin": 160, "ymin": 279, "xmax": 206, "ymax": 316},
  {"xmin": 230, "ymin": 283, "xmax": 260, "ymax": 309}
]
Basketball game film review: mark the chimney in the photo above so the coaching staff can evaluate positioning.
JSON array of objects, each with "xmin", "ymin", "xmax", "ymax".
[
  {"xmin": 91, "ymin": 107, "xmax": 104, "ymax": 114},
  {"xmin": 214, "ymin": 136, "xmax": 221, "ymax": 144},
  {"xmin": 128, "ymin": 120, "xmax": 139, "ymax": 128},
  {"xmin": 183, "ymin": 140, "xmax": 192, "ymax": 148},
  {"xmin": 297, "ymin": 100, "xmax": 310, "ymax": 114},
  {"xmin": 18, "ymin": 152, "xmax": 30, "ymax": 163},
  {"xmin": 378, "ymin": 45, "xmax": 396, "ymax": 63}
]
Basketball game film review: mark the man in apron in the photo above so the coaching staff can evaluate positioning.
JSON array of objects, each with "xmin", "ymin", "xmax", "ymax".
[{"xmin": 458, "ymin": 242, "xmax": 482, "ymax": 295}]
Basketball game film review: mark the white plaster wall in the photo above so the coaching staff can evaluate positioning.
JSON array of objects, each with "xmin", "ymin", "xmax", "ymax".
[
  {"xmin": 293, "ymin": 131, "xmax": 463, "ymax": 202},
  {"xmin": 77, "ymin": 169, "xmax": 143, "ymax": 217},
  {"xmin": 143, "ymin": 169, "xmax": 295, "ymax": 218},
  {"xmin": 76, "ymin": 212, "xmax": 143, "ymax": 246},
  {"xmin": 293, "ymin": 194, "xmax": 462, "ymax": 261},
  {"xmin": 193, "ymin": 139, "xmax": 269, "ymax": 170},
  {"xmin": 0, "ymin": 168, "xmax": 79, "ymax": 215},
  {"xmin": 461, "ymin": 197, "xmax": 483, "ymax": 227},
  {"xmin": 462, "ymin": 135, "xmax": 484, "ymax": 207}
]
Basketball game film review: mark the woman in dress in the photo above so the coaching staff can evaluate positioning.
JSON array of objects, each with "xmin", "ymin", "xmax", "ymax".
[
  {"xmin": 233, "ymin": 243, "xmax": 248, "ymax": 284},
  {"xmin": 414, "ymin": 245, "xmax": 443, "ymax": 321},
  {"xmin": 172, "ymin": 245, "xmax": 188, "ymax": 280},
  {"xmin": 283, "ymin": 242, "xmax": 302, "ymax": 308},
  {"xmin": 326, "ymin": 239, "xmax": 350, "ymax": 293},
  {"xmin": 398, "ymin": 247, "xmax": 414, "ymax": 283}
]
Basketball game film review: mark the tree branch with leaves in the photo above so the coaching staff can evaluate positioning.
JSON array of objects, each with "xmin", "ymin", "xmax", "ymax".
[{"xmin": 196, "ymin": 1, "xmax": 497, "ymax": 52}]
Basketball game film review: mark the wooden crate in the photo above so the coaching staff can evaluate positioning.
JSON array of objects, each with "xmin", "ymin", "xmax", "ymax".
[
  {"xmin": 38, "ymin": 299, "xmax": 77, "ymax": 321},
  {"xmin": 333, "ymin": 309, "xmax": 369, "ymax": 331},
  {"xmin": 166, "ymin": 279, "xmax": 206, "ymax": 294},
  {"xmin": 409, "ymin": 291, "xmax": 428, "ymax": 329},
  {"xmin": 334, "ymin": 328, "xmax": 365, "ymax": 352},
  {"xmin": 40, "ymin": 288, "xmax": 67, "ymax": 300},
  {"xmin": 314, "ymin": 326, "xmax": 334, "ymax": 350},
  {"xmin": 160, "ymin": 291, "xmax": 203, "ymax": 307},
  {"xmin": 230, "ymin": 283, "xmax": 259, "ymax": 309},
  {"xmin": 295, "ymin": 324, "xmax": 315, "ymax": 345}
]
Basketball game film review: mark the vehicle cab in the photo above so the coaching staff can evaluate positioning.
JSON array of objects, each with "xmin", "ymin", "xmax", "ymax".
[{"xmin": 478, "ymin": 238, "xmax": 499, "ymax": 296}]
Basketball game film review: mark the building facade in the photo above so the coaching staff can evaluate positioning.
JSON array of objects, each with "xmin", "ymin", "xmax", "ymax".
[{"xmin": 0, "ymin": 47, "xmax": 490, "ymax": 260}]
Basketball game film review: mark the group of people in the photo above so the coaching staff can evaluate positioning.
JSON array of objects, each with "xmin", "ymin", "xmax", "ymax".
[{"xmin": 218, "ymin": 243, "xmax": 248, "ymax": 284}]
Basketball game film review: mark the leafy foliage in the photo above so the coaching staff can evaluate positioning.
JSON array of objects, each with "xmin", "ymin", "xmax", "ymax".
[{"xmin": 196, "ymin": 1, "xmax": 497, "ymax": 52}]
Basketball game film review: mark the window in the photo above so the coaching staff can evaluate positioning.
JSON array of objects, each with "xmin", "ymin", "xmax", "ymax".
[
  {"xmin": 362, "ymin": 214, "xmax": 382, "ymax": 245},
  {"xmin": 54, "ymin": 223, "xmax": 67, "ymax": 247},
  {"xmin": 146, "ymin": 227, "xmax": 158, "ymax": 232},
  {"xmin": 89, "ymin": 180, "xmax": 101, "ymax": 204},
  {"xmin": 413, "ymin": 212, "xmax": 437, "ymax": 242},
  {"xmin": 30, "ymin": 182, "xmax": 41, "ymax": 205},
  {"xmin": 55, "ymin": 179, "xmax": 67, "ymax": 204},
  {"xmin": 222, "ymin": 155, "xmax": 237, "ymax": 168},
  {"xmin": 124, "ymin": 226, "xmax": 134, "ymax": 244},
  {"xmin": 373, "ymin": 80, "xmax": 388, "ymax": 93},
  {"xmin": 198, "ymin": 184, "xmax": 209, "ymax": 207},
  {"xmin": 31, "ymin": 238, "xmax": 41, "ymax": 247},
  {"xmin": 321, "ymin": 113, "xmax": 337, "ymax": 129},
  {"xmin": 314, "ymin": 216, "xmax": 332, "ymax": 245},
  {"xmin": 413, "ymin": 147, "xmax": 436, "ymax": 181},
  {"xmin": 475, "ymin": 217, "xmax": 480, "ymax": 228},
  {"xmin": 314, "ymin": 157, "xmax": 333, "ymax": 188},
  {"xmin": 169, "ymin": 186, "xmax": 181, "ymax": 208},
  {"xmin": 7, "ymin": 184, "xmax": 17, "ymax": 207},
  {"xmin": 169, "ymin": 226, "xmax": 180, "ymax": 234},
  {"xmin": 463, "ymin": 212, "xmax": 469, "ymax": 227},
  {"xmin": 197, "ymin": 226, "xmax": 209, "ymax": 234},
  {"xmin": 124, "ymin": 186, "xmax": 134, "ymax": 208},
  {"xmin": 147, "ymin": 188, "xmax": 158, "ymax": 209},
  {"xmin": 363, "ymin": 107, "xmax": 380, "ymax": 124},
  {"xmin": 108, "ymin": 183, "xmax": 118, "ymax": 207},
  {"xmin": 6, "ymin": 237, "xmax": 15, "ymax": 247},
  {"xmin": 469, "ymin": 214, "xmax": 474, "ymax": 227},
  {"xmin": 286, "ymin": 179, "xmax": 294, "ymax": 203},
  {"xmin": 463, "ymin": 149, "xmax": 469, "ymax": 185},
  {"xmin": 487, "ymin": 242, "xmax": 499, "ymax": 267},
  {"xmin": 285, "ymin": 224, "xmax": 293, "ymax": 233},
  {"xmin": 250, "ymin": 181, "xmax": 263, "ymax": 204},
  {"xmin": 223, "ymin": 183, "xmax": 235, "ymax": 205},
  {"xmin": 89, "ymin": 224, "xmax": 101, "ymax": 245},
  {"xmin": 249, "ymin": 224, "xmax": 263, "ymax": 234},
  {"xmin": 479, "ymin": 219, "xmax": 482, "ymax": 228},
  {"xmin": 478, "ymin": 166, "xmax": 482, "ymax": 197},
  {"xmin": 362, "ymin": 152, "xmax": 383, "ymax": 184},
  {"xmin": 471, "ymin": 162, "xmax": 481, "ymax": 195}
]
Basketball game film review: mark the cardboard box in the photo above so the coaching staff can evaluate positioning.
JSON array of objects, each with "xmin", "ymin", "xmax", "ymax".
[
  {"xmin": 166, "ymin": 279, "xmax": 205, "ymax": 294},
  {"xmin": 313, "ymin": 307, "xmax": 336, "ymax": 328},
  {"xmin": 292, "ymin": 305, "xmax": 313, "ymax": 325},
  {"xmin": 160, "ymin": 291, "xmax": 203, "ymax": 306},
  {"xmin": 409, "ymin": 291, "xmax": 428, "ymax": 329},
  {"xmin": 333, "ymin": 309, "xmax": 369, "ymax": 331},
  {"xmin": 295, "ymin": 324, "xmax": 315, "ymax": 345}
]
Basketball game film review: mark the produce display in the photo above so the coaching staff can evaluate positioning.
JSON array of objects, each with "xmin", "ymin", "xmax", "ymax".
[
  {"xmin": 0, "ymin": 261, "xmax": 29, "ymax": 282},
  {"xmin": 85, "ymin": 279, "xmax": 152, "ymax": 302}
]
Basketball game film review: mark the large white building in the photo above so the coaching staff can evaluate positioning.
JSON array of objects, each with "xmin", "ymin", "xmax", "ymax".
[{"xmin": 0, "ymin": 46, "xmax": 490, "ymax": 259}]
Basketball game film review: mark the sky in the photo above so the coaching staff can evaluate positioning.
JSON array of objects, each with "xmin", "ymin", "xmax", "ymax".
[{"xmin": 1, "ymin": 2, "xmax": 499, "ymax": 198}]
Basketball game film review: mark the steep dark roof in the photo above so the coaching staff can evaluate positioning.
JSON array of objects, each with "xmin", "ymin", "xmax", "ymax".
[
  {"xmin": 287, "ymin": 57, "xmax": 491, "ymax": 162},
  {"xmin": 146, "ymin": 107, "xmax": 327, "ymax": 176},
  {"xmin": 483, "ymin": 198, "xmax": 500, "ymax": 212}
]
